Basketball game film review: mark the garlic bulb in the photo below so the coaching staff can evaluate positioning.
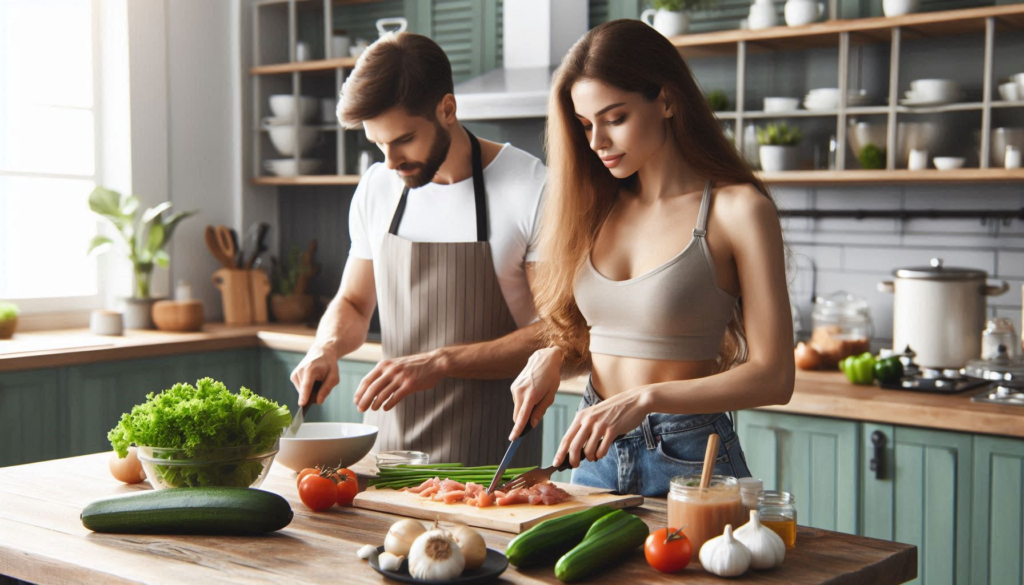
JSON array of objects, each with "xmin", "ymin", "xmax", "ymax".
[
  {"xmin": 385, "ymin": 519, "xmax": 426, "ymax": 557},
  {"xmin": 408, "ymin": 527, "xmax": 466, "ymax": 581},
  {"xmin": 357, "ymin": 544, "xmax": 378, "ymax": 561},
  {"xmin": 734, "ymin": 510, "xmax": 786, "ymax": 569},
  {"xmin": 378, "ymin": 552, "xmax": 404, "ymax": 572},
  {"xmin": 698, "ymin": 524, "xmax": 751, "ymax": 577},
  {"xmin": 451, "ymin": 525, "xmax": 487, "ymax": 570}
]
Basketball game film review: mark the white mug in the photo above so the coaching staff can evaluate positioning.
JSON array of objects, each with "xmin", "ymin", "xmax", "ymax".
[
  {"xmin": 884, "ymin": 0, "xmax": 919, "ymax": 17},
  {"xmin": 785, "ymin": 0, "xmax": 823, "ymax": 26},
  {"xmin": 296, "ymin": 41, "xmax": 310, "ymax": 62},
  {"xmin": 331, "ymin": 35, "xmax": 351, "ymax": 59},
  {"xmin": 1006, "ymin": 145, "xmax": 1022, "ymax": 169},
  {"xmin": 909, "ymin": 148, "xmax": 929, "ymax": 170},
  {"xmin": 641, "ymin": 8, "xmax": 689, "ymax": 36},
  {"xmin": 748, "ymin": 0, "xmax": 779, "ymax": 30}
]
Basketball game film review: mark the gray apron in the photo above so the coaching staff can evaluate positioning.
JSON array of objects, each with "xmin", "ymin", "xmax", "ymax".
[{"xmin": 364, "ymin": 130, "xmax": 542, "ymax": 468}]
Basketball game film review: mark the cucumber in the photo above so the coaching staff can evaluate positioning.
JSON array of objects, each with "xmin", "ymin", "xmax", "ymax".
[
  {"xmin": 81, "ymin": 487, "xmax": 293, "ymax": 535},
  {"xmin": 505, "ymin": 505, "xmax": 614, "ymax": 567},
  {"xmin": 554, "ymin": 510, "xmax": 649, "ymax": 583}
]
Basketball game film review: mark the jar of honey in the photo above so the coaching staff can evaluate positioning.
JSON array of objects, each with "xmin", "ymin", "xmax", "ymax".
[
  {"xmin": 758, "ymin": 490, "xmax": 797, "ymax": 548},
  {"xmin": 668, "ymin": 475, "xmax": 747, "ymax": 555}
]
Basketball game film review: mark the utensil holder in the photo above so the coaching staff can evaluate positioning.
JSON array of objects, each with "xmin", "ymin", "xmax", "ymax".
[{"xmin": 213, "ymin": 268, "xmax": 254, "ymax": 325}]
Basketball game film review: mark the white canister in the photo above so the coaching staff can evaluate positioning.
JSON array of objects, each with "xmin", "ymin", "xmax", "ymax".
[
  {"xmin": 331, "ymin": 34, "xmax": 351, "ymax": 59},
  {"xmin": 784, "ymin": 0, "xmax": 823, "ymax": 26},
  {"xmin": 91, "ymin": 310, "xmax": 124, "ymax": 336},
  {"xmin": 748, "ymin": 0, "xmax": 779, "ymax": 30},
  {"xmin": 641, "ymin": 8, "xmax": 690, "ymax": 36},
  {"xmin": 1006, "ymin": 145, "xmax": 1022, "ymax": 169},
  {"xmin": 759, "ymin": 144, "xmax": 797, "ymax": 172},
  {"xmin": 883, "ymin": 0, "xmax": 919, "ymax": 17},
  {"xmin": 878, "ymin": 258, "xmax": 1009, "ymax": 368},
  {"xmin": 908, "ymin": 148, "xmax": 929, "ymax": 171}
]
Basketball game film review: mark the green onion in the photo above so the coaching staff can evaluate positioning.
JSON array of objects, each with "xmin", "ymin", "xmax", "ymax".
[{"xmin": 368, "ymin": 463, "xmax": 537, "ymax": 489}]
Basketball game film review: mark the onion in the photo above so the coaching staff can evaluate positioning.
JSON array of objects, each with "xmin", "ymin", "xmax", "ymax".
[
  {"xmin": 451, "ymin": 525, "xmax": 487, "ymax": 570},
  {"xmin": 385, "ymin": 519, "xmax": 426, "ymax": 557},
  {"xmin": 108, "ymin": 447, "xmax": 146, "ymax": 484},
  {"xmin": 794, "ymin": 342, "xmax": 822, "ymax": 371}
]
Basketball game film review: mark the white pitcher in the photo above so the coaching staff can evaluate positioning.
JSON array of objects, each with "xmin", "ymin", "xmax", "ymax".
[
  {"xmin": 748, "ymin": 0, "xmax": 779, "ymax": 30},
  {"xmin": 784, "ymin": 0, "xmax": 823, "ymax": 26},
  {"xmin": 640, "ymin": 8, "xmax": 689, "ymax": 37},
  {"xmin": 375, "ymin": 17, "xmax": 408, "ymax": 38}
]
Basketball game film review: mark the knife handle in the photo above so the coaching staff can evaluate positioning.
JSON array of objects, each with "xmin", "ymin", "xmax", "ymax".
[{"xmin": 301, "ymin": 380, "xmax": 324, "ymax": 416}]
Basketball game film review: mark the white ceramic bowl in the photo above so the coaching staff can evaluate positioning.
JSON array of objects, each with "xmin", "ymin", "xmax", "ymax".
[
  {"xmin": 276, "ymin": 422, "xmax": 378, "ymax": 472},
  {"xmin": 263, "ymin": 158, "xmax": 322, "ymax": 176},
  {"xmin": 267, "ymin": 125, "xmax": 318, "ymax": 156},
  {"xmin": 1001, "ymin": 81, "xmax": 1022, "ymax": 102},
  {"xmin": 909, "ymin": 79, "xmax": 960, "ymax": 102},
  {"xmin": 933, "ymin": 156, "xmax": 965, "ymax": 171},
  {"xmin": 269, "ymin": 95, "xmax": 318, "ymax": 122},
  {"xmin": 764, "ymin": 97, "xmax": 800, "ymax": 112}
]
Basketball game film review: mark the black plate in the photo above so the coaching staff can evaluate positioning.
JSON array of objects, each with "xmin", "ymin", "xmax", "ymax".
[{"xmin": 368, "ymin": 545, "xmax": 508, "ymax": 584}]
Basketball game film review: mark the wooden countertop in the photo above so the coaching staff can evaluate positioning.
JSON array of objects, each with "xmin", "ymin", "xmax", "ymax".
[
  {"xmin": 2, "ymin": 326, "xmax": 1023, "ymax": 438},
  {"xmin": 0, "ymin": 452, "xmax": 917, "ymax": 584}
]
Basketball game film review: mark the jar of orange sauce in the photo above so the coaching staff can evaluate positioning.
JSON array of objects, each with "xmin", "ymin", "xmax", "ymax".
[{"xmin": 668, "ymin": 475, "xmax": 747, "ymax": 555}]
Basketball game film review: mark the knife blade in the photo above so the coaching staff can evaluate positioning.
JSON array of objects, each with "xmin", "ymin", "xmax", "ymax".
[
  {"xmin": 487, "ymin": 421, "xmax": 535, "ymax": 495},
  {"xmin": 286, "ymin": 380, "xmax": 323, "ymax": 438}
]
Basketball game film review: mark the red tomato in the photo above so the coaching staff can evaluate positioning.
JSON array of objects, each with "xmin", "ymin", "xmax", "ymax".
[
  {"xmin": 335, "ymin": 474, "xmax": 358, "ymax": 506},
  {"xmin": 298, "ymin": 475, "xmax": 337, "ymax": 511},
  {"xmin": 297, "ymin": 467, "xmax": 319, "ymax": 487},
  {"xmin": 645, "ymin": 527, "xmax": 692, "ymax": 573}
]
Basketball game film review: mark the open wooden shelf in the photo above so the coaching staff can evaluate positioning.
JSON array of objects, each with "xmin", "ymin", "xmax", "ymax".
[
  {"xmin": 252, "ymin": 175, "xmax": 362, "ymax": 186},
  {"xmin": 671, "ymin": 4, "xmax": 1024, "ymax": 57},
  {"xmin": 758, "ymin": 168, "xmax": 1024, "ymax": 185},
  {"xmin": 251, "ymin": 57, "xmax": 358, "ymax": 76}
]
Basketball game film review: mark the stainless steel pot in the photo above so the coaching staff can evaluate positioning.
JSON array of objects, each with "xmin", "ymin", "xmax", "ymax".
[{"xmin": 878, "ymin": 258, "xmax": 1008, "ymax": 369}]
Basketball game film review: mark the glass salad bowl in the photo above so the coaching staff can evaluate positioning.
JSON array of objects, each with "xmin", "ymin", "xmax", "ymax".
[{"xmin": 135, "ymin": 440, "xmax": 279, "ymax": 490}]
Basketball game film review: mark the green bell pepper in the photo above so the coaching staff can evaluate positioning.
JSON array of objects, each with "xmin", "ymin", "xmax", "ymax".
[
  {"xmin": 872, "ymin": 356, "xmax": 904, "ymax": 384},
  {"xmin": 840, "ymin": 352, "xmax": 876, "ymax": 385}
]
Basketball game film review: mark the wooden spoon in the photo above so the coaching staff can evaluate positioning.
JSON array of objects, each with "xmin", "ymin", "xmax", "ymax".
[{"xmin": 700, "ymin": 433, "xmax": 721, "ymax": 490}]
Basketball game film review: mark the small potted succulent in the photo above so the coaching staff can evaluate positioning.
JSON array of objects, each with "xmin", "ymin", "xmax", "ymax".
[
  {"xmin": 87, "ymin": 187, "xmax": 196, "ymax": 329},
  {"xmin": 641, "ymin": 0, "xmax": 717, "ymax": 37},
  {"xmin": 757, "ymin": 122, "xmax": 802, "ymax": 172},
  {"xmin": 270, "ymin": 245, "xmax": 316, "ymax": 324},
  {"xmin": 0, "ymin": 301, "xmax": 18, "ymax": 340}
]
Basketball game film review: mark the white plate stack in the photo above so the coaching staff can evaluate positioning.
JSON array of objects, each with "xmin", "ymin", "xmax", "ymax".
[
  {"xmin": 901, "ymin": 79, "xmax": 962, "ymax": 107},
  {"xmin": 802, "ymin": 88, "xmax": 871, "ymax": 110}
]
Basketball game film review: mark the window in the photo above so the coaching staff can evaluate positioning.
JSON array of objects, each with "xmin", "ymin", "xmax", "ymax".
[{"xmin": 0, "ymin": 0, "xmax": 104, "ymax": 312}]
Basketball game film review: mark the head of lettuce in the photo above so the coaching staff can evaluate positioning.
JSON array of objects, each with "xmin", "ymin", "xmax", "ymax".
[{"xmin": 108, "ymin": 378, "xmax": 292, "ymax": 488}]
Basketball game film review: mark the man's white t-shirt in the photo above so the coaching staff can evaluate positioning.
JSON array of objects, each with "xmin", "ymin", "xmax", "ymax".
[{"xmin": 348, "ymin": 143, "xmax": 546, "ymax": 328}]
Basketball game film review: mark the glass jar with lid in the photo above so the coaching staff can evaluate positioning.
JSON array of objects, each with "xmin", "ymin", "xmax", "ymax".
[
  {"xmin": 668, "ymin": 475, "xmax": 746, "ymax": 555},
  {"xmin": 757, "ymin": 490, "xmax": 797, "ymax": 548},
  {"xmin": 810, "ymin": 291, "xmax": 874, "ymax": 368}
]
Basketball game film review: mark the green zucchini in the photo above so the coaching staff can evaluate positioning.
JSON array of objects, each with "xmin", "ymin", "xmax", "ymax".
[
  {"xmin": 505, "ymin": 505, "xmax": 614, "ymax": 567},
  {"xmin": 81, "ymin": 487, "xmax": 293, "ymax": 535},
  {"xmin": 554, "ymin": 510, "xmax": 649, "ymax": 583}
]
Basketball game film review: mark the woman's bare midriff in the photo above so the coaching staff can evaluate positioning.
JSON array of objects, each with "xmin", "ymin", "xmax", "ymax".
[{"xmin": 589, "ymin": 353, "xmax": 716, "ymax": 398}]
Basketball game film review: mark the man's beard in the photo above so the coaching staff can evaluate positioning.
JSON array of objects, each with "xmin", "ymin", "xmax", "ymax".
[{"xmin": 396, "ymin": 122, "xmax": 452, "ymax": 189}]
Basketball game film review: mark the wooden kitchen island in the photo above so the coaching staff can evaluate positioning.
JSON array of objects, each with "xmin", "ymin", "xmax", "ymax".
[{"xmin": 0, "ymin": 453, "xmax": 916, "ymax": 584}]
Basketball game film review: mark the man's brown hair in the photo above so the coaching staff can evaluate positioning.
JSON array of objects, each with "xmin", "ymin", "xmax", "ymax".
[{"xmin": 337, "ymin": 32, "xmax": 454, "ymax": 129}]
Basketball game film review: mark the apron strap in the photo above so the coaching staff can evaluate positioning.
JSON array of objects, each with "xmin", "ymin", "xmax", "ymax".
[{"xmin": 387, "ymin": 127, "xmax": 488, "ymax": 243}]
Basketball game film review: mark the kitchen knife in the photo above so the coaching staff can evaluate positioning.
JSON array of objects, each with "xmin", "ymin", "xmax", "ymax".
[
  {"xmin": 487, "ymin": 421, "xmax": 535, "ymax": 495},
  {"xmin": 286, "ymin": 380, "xmax": 323, "ymax": 438}
]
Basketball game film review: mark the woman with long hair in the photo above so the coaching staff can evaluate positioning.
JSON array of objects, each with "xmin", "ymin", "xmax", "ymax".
[{"xmin": 507, "ymin": 19, "xmax": 795, "ymax": 496}]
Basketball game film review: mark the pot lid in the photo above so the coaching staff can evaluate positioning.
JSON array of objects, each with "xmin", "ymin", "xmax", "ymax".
[
  {"xmin": 895, "ymin": 257, "xmax": 987, "ymax": 280},
  {"xmin": 963, "ymin": 346, "xmax": 1024, "ymax": 381}
]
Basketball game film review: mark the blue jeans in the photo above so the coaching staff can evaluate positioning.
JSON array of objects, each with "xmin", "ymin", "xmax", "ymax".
[{"xmin": 571, "ymin": 378, "xmax": 752, "ymax": 497}]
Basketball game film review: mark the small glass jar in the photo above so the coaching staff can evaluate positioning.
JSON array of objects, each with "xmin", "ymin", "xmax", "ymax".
[
  {"xmin": 668, "ymin": 475, "xmax": 747, "ymax": 555},
  {"xmin": 758, "ymin": 490, "xmax": 797, "ymax": 548},
  {"xmin": 375, "ymin": 450, "xmax": 429, "ymax": 469},
  {"xmin": 810, "ymin": 291, "xmax": 874, "ymax": 368},
  {"xmin": 737, "ymin": 477, "xmax": 763, "ymax": 514}
]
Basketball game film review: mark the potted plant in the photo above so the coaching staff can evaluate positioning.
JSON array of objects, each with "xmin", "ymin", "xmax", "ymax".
[
  {"xmin": 87, "ymin": 187, "xmax": 196, "ymax": 329},
  {"xmin": 757, "ymin": 122, "xmax": 802, "ymax": 172},
  {"xmin": 270, "ymin": 245, "xmax": 316, "ymax": 324},
  {"xmin": 641, "ymin": 0, "xmax": 716, "ymax": 37},
  {"xmin": 0, "ymin": 302, "xmax": 18, "ymax": 340}
]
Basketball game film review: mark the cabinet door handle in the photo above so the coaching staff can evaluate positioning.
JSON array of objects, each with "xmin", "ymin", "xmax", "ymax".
[{"xmin": 869, "ymin": 430, "xmax": 886, "ymax": 480}]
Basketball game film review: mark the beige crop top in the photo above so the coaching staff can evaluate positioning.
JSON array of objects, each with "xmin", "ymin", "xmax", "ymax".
[{"xmin": 574, "ymin": 180, "xmax": 739, "ymax": 361}]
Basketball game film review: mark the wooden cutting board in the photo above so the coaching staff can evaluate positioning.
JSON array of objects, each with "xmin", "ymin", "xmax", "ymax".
[{"xmin": 353, "ymin": 482, "xmax": 643, "ymax": 533}]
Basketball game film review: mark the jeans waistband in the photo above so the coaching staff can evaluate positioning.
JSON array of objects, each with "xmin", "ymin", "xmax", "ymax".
[{"xmin": 583, "ymin": 376, "xmax": 726, "ymax": 446}]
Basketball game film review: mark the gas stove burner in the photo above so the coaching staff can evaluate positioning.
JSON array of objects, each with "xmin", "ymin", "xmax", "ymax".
[
  {"xmin": 973, "ymin": 384, "xmax": 1024, "ymax": 406},
  {"xmin": 920, "ymin": 367, "xmax": 964, "ymax": 380},
  {"xmin": 881, "ymin": 375, "xmax": 989, "ymax": 393}
]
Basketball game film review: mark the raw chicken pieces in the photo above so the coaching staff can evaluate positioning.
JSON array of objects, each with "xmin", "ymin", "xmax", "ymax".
[{"xmin": 401, "ymin": 477, "xmax": 572, "ymax": 507}]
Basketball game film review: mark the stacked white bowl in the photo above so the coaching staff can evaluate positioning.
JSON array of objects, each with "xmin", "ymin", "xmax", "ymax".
[
  {"xmin": 802, "ymin": 88, "xmax": 871, "ymax": 110},
  {"xmin": 902, "ymin": 79, "xmax": 961, "ymax": 106},
  {"xmin": 998, "ymin": 73, "xmax": 1024, "ymax": 102},
  {"xmin": 265, "ymin": 95, "xmax": 321, "ymax": 160}
]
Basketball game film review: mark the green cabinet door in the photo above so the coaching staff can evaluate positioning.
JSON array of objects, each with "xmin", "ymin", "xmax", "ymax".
[
  {"xmin": 259, "ymin": 349, "xmax": 375, "ymax": 424},
  {"xmin": 177, "ymin": 349, "xmax": 260, "ymax": 394},
  {"xmin": 0, "ymin": 369, "xmax": 62, "ymax": 466},
  {"xmin": 64, "ymin": 356, "xmax": 184, "ymax": 458},
  {"xmin": 736, "ymin": 410, "xmax": 859, "ymax": 534},
  {"xmin": 541, "ymin": 391, "xmax": 584, "ymax": 483},
  {"xmin": 972, "ymin": 435, "xmax": 1024, "ymax": 585},
  {"xmin": 259, "ymin": 349, "xmax": 305, "ymax": 408},
  {"xmin": 861, "ymin": 424, "xmax": 973, "ymax": 585}
]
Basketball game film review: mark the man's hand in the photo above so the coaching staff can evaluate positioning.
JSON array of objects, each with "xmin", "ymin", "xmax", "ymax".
[
  {"xmin": 290, "ymin": 344, "xmax": 341, "ymax": 406},
  {"xmin": 354, "ymin": 350, "xmax": 450, "ymax": 412}
]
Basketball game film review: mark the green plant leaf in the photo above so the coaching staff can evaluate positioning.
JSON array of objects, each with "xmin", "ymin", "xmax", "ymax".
[
  {"xmin": 141, "ymin": 201, "xmax": 172, "ymax": 225},
  {"xmin": 123, "ymin": 196, "xmax": 140, "ymax": 217},
  {"xmin": 87, "ymin": 235, "xmax": 114, "ymax": 256},
  {"xmin": 146, "ymin": 220, "xmax": 166, "ymax": 255},
  {"xmin": 162, "ymin": 210, "xmax": 197, "ymax": 247},
  {"xmin": 154, "ymin": 249, "xmax": 170, "ymax": 268},
  {"xmin": 88, "ymin": 186, "xmax": 123, "ymax": 217}
]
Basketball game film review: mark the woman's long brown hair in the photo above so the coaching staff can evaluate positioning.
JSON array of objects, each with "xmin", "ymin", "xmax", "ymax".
[{"xmin": 536, "ymin": 19, "xmax": 774, "ymax": 373}]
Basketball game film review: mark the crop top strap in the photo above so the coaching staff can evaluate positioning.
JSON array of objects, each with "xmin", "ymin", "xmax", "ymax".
[{"xmin": 693, "ymin": 179, "xmax": 712, "ymax": 238}]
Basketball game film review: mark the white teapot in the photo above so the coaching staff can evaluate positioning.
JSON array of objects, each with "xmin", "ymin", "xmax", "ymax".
[
  {"xmin": 748, "ymin": 0, "xmax": 779, "ymax": 30},
  {"xmin": 784, "ymin": 0, "xmax": 824, "ymax": 26},
  {"xmin": 640, "ymin": 7, "xmax": 689, "ymax": 37}
]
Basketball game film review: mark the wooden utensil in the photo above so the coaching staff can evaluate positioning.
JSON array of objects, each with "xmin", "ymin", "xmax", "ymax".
[
  {"xmin": 205, "ymin": 225, "xmax": 235, "ymax": 268},
  {"xmin": 215, "ymin": 225, "xmax": 239, "ymax": 267},
  {"xmin": 700, "ymin": 433, "xmax": 721, "ymax": 490}
]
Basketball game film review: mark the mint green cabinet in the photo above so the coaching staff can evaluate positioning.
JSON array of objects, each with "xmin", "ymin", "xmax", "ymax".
[
  {"xmin": 972, "ymin": 435, "xmax": 1024, "ymax": 585},
  {"xmin": 736, "ymin": 410, "xmax": 859, "ymax": 534},
  {"xmin": 0, "ymin": 369, "xmax": 62, "ymax": 466},
  {"xmin": 258, "ymin": 349, "xmax": 374, "ymax": 424},
  {"xmin": 860, "ymin": 425, "xmax": 973, "ymax": 585},
  {"xmin": 541, "ymin": 392, "xmax": 584, "ymax": 483}
]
